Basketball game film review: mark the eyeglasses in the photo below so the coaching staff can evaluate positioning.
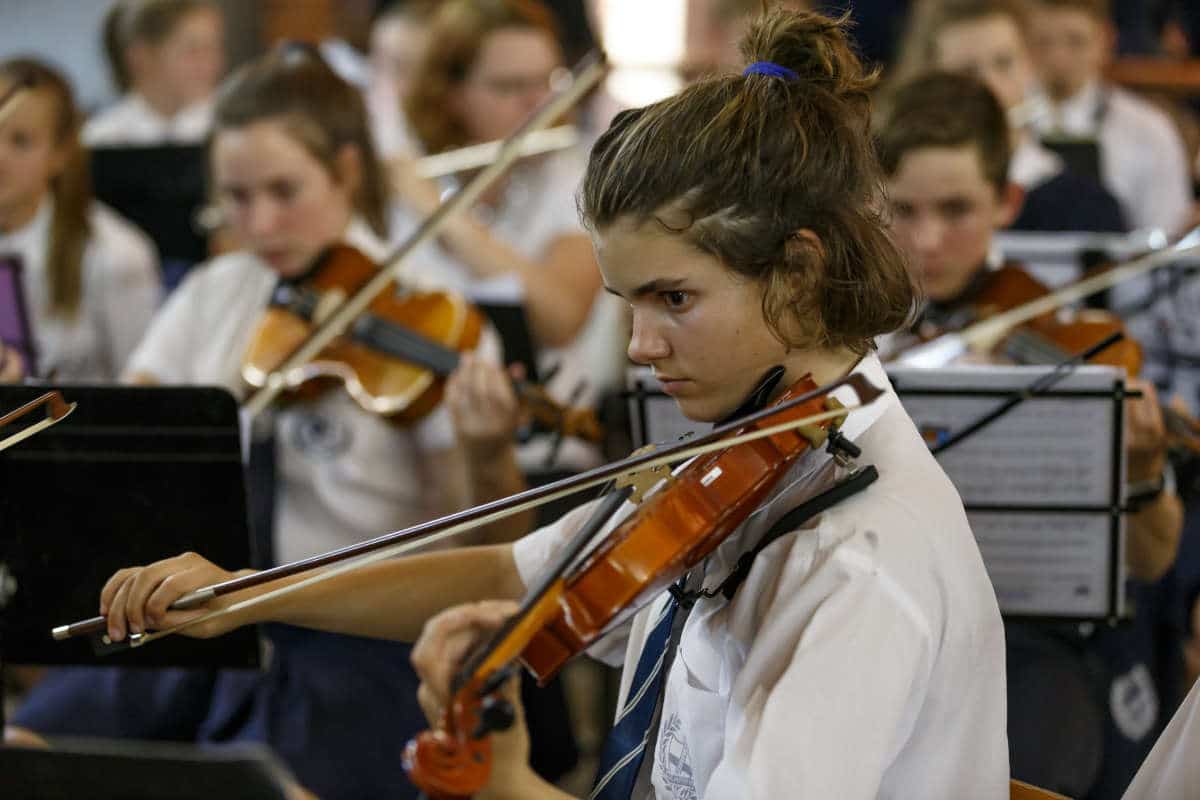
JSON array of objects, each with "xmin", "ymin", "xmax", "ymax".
[{"xmin": 469, "ymin": 67, "xmax": 570, "ymax": 98}]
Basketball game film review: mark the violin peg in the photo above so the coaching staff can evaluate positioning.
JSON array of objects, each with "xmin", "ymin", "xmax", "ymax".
[{"xmin": 472, "ymin": 695, "xmax": 516, "ymax": 739}]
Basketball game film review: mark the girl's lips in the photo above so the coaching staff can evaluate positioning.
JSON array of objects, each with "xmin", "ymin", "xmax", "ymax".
[{"xmin": 657, "ymin": 377, "xmax": 690, "ymax": 395}]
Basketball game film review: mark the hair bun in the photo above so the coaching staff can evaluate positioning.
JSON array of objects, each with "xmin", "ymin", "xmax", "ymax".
[{"xmin": 739, "ymin": 8, "xmax": 875, "ymax": 100}]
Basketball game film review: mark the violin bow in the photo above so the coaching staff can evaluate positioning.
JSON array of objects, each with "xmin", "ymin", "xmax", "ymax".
[
  {"xmin": 53, "ymin": 373, "xmax": 883, "ymax": 648},
  {"xmin": 240, "ymin": 52, "xmax": 608, "ymax": 419},
  {"xmin": 898, "ymin": 225, "xmax": 1200, "ymax": 368},
  {"xmin": 0, "ymin": 390, "xmax": 76, "ymax": 453},
  {"xmin": 414, "ymin": 125, "xmax": 579, "ymax": 179}
]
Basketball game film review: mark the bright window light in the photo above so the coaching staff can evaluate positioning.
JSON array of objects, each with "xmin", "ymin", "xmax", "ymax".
[{"xmin": 597, "ymin": 0, "xmax": 686, "ymax": 106}]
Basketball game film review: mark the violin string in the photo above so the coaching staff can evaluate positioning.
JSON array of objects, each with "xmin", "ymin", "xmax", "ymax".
[{"xmin": 119, "ymin": 404, "xmax": 864, "ymax": 648}]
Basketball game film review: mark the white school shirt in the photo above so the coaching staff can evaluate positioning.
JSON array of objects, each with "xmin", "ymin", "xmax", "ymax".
[
  {"xmin": 389, "ymin": 146, "xmax": 626, "ymax": 470},
  {"xmin": 83, "ymin": 94, "xmax": 213, "ymax": 147},
  {"xmin": 513, "ymin": 354, "xmax": 1009, "ymax": 799},
  {"xmin": 0, "ymin": 197, "xmax": 159, "ymax": 380},
  {"xmin": 125, "ymin": 220, "xmax": 497, "ymax": 565},
  {"xmin": 1121, "ymin": 676, "xmax": 1200, "ymax": 800},
  {"xmin": 1030, "ymin": 81, "xmax": 1192, "ymax": 235}
]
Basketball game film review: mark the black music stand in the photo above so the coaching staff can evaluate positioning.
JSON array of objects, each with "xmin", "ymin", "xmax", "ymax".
[
  {"xmin": 90, "ymin": 145, "xmax": 209, "ymax": 291},
  {"xmin": 0, "ymin": 739, "xmax": 293, "ymax": 799},
  {"xmin": 0, "ymin": 385, "xmax": 260, "ymax": 707}
]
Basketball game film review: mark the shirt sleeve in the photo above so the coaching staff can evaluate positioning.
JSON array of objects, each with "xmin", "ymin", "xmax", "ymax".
[
  {"xmin": 1131, "ymin": 113, "xmax": 1193, "ymax": 234},
  {"xmin": 702, "ymin": 540, "xmax": 935, "ymax": 800}
]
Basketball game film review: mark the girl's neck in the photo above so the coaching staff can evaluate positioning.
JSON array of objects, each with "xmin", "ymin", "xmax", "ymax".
[{"xmin": 777, "ymin": 346, "xmax": 862, "ymax": 399}]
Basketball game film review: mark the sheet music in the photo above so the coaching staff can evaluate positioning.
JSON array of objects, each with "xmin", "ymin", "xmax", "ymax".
[
  {"xmin": 891, "ymin": 365, "xmax": 1126, "ymax": 619},
  {"xmin": 970, "ymin": 511, "xmax": 1116, "ymax": 618}
]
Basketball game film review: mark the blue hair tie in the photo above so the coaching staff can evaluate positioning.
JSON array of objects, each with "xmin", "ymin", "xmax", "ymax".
[{"xmin": 742, "ymin": 61, "xmax": 799, "ymax": 81}]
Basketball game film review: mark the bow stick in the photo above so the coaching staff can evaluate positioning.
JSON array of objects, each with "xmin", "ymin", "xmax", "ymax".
[
  {"xmin": 0, "ymin": 391, "xmax": 76, "ymax": 453},
  {"xmin": 897, "ymin": 225, "xmax": 1200, "ymax": 368},
  {"xmin": 53, "ymin": 373, "xmax": 882, "ymax": 646}
]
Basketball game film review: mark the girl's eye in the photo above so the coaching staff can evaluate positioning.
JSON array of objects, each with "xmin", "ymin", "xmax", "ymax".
[
  {"xmin": 270, "ymin": 181, "xmax": 298, "ymax": 203},
  {"xmin": 662, "ymin": 290, "xmax": 690, "ymax": 309}
]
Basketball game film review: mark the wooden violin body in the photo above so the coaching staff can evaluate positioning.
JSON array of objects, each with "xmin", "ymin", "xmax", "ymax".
[
  {"xmin": 519, "ymin": 377, "xmax": 832, "ymax": 681},
  {"xmin": 404, "ymin": 374, "xmax": 859, "ymax": 798},
  {"xmin": 242, "ymin": 244, "xmax": 483, "ymax": 423},
  {"xmin": 240, "ymin": 244, "xmax": 604, "ymax": 441}
]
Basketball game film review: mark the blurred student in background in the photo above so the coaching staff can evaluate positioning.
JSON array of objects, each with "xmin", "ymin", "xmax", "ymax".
[
  {"xmin": 892, "ymin": 0, "xmax": 1126, "ymax": 234},
  {"xmin": 85, "ymin": 0, "xmax": 225, "ymax": 147},
  {"xmin": 366, "ymin": 0, "xmax": 437, "ymax": 159},
  {"xmin": 0, "ymin": 59, "xmax": 158, "ymax": 383},
  {"xmin": 391, "ymin": 0, "xmax": 623, "ymax": 475},
  {"xmin": 1026, "ymin": 0, "xmax": 1192, "ymax": 236}
]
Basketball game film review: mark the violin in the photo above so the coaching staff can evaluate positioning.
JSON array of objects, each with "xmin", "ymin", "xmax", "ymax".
[
  {"xmin": 402, "ymin": 373, "xmax": 883, "ymax": 798},
  {"xmin": 237, "ymin": 52, "xmax": 608, "ymax": 424},
  {"xmin": 241, "ymin": 244, "xmax": 603, "ymax": 440},
  {"xmin": 895, "ymin": 226, "xmax": 1200, "ymax": 371},
  {"xmin": 911, "ymin": 264, "xmax": 1143, "ymax": 375}
]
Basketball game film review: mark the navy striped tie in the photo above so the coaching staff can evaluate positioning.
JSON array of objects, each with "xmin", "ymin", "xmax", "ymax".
[{"xmin": 589, "ymin": 595, "xmax": 679, "ymax": 800}]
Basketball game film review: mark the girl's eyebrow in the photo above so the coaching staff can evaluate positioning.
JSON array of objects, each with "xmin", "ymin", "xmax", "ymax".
[{"xmin": 604, "ymin": 277, "xmax": 687, "ymax": 300}]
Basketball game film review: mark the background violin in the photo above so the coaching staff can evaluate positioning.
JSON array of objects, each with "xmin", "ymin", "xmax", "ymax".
[
  {"xmin": 242, "ymin": 243, "xmax": 603, "ymax": 441},
  {"xmin": 914, "ymin": 263, "xmax": 1144, "ymax": 375}
]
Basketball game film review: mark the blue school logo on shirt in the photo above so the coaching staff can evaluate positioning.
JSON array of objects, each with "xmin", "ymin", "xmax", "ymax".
[
  {"xmin": 1110, "ymin": 663, "xmax": 1158, "ymax": 742},
  {"xmin": 657, "ymin": 713, "xmax": 698, "ymax": 800},
  {"xmin": 286, "ymin": 410, "xmax": 353, "ymax": 460}
]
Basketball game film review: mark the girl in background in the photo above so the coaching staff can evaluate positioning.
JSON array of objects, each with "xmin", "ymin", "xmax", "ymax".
[
  {"xmin": 0, "ymin": 58, "xmax": 158, "ymax": 383},
  {"xmin": 85, "ymin": 0, "xmax": 224, "ymax": 146},
  {"xmin": 391, "ymin": 0, "xmax": 625, "ymax": 475}
]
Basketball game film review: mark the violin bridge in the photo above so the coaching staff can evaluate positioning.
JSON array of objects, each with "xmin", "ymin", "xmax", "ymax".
[{"xmin": 616, "ymin": 444, "xmax": 674, "ymax": 504}]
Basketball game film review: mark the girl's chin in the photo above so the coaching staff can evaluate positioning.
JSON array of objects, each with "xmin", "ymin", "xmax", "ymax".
[{"xmin": 673, "ymin": 395, "xmax": 725, "ymax": 424}]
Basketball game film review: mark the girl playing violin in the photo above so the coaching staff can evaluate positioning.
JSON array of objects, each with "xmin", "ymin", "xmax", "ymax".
[
  {"xmin": 0, "ymin": 59, "xmax": 159, "ymax": 383},
  {"xmin": 389, "ymin": 0, "xmax": 623, "ymax": 471},
  {"xmin": 8, "ymin": 45, "xmax": 528, "ymax": 800},
  {"xmin": 83, "ymin": 9, "xmax": 1009, "ymax": 798}
]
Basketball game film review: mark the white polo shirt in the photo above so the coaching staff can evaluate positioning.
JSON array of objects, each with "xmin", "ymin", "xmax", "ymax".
[
  {"xmin": 1030, "ymin": 81, "xmax": 1192, "ymax": 236},
  {"xmin": 83, "ymin": 93, "xmax": 213, "ymax": 147},
  {"xmin": 0, "ymin": 197, "xmax": 159, "ymax": 381},
  {"xmin": 513, "ymin": 354, "xmax": 1009, "ymax": 798},
  {"xmin": 125, "ymin": 220, "xmax": 498, "ymax": 564},
  {"xmin": 1122, "ymin": 675, "xmax": 1200, "ymax": 800}
]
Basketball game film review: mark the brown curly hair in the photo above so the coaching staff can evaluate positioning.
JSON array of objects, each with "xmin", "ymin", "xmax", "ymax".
[
  {"xmin": 580, "ymin": 9, "xmax": 916, "ymax": 355},
  {"xmin": 403, "ymin": 0, "xmax": 561, "ymax": 155}
]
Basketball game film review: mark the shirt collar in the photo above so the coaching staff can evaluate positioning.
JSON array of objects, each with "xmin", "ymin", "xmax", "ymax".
[
  {"xmin": 826, "ymin": 351, "xmax": 896, "ymax": 446},
  {"xmin": 0, "ymin": 195, "xmax": 53, "ymax": 260},
  {"xmin": 1010, "ymin": 137, "xmax": 1063, "ymax": 189},
  {"xmin": 1043, "ymin": 79, "xmax": 1105, "ymax": 133}
]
